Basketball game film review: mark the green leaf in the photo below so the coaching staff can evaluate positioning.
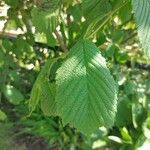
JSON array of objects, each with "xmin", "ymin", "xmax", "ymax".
[
  {"xmin": 13, "ymin": 37, "xmax": 34, "ymax": 58},
  {"xmin": 143, "ymin": 118, "xmax": 150, "ymax": 139},
  {"xmin": 81, "ymin": 0, "xmax": 111, "ymax": 38},
  {"xmin": 0, "ymin": 50, "xmax": 5, "ymax": 68},
  {"xmin": 118, "ymin": 1, "xmax": 132, "ymax": 23},
  {"xmin": 3, "ymin": 85, "xmax": 24, "ymax": 105},
  {"xmin": 31, "ymin": 3, "xmax": 60, "ymax": 33},
  {"xmin": 40, "ymin": 82, "xmax": 56, "ymax": 116},
  {"xmin": 36, "ymin": 0, "xmax": 61, "ymax": 12},
  {"xmin": 82, "ymin": 0, "xmax": 111, "ymax": 22},
  {"xmin": 29, "ymin": 58, "xmax": 58, "ymax": 113},
  {"xmin": 0, "ymin": 110, "xmax": 7, "ymax": 121},
  {"xmin": 120, "ymin": 127, "xmax": 132, "ymax": 144},
  {"xmin": 132, "ymin": 0, "xmax": 150, "ymax": 57},
  {"xmin": 56, "ymin": 40, "xmax": 118, "ymax": 135},
  {"xmin": 115, "ymin": 96, "xmax": 132, "ymax": 127}
]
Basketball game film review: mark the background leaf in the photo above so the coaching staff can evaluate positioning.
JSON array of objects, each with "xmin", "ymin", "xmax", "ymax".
[{"xmin": 3, "ymin": 85, "xmax": 24, "ymax": 105}]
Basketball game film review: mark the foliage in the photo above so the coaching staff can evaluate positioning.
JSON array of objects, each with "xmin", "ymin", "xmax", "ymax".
[
  {"xmin": 0, "ymin": 0, "xmax": 150, "ymax": 149},
  {"xmin": 56, "ymin": 40, "xmax": 117, "ymax": 135}
]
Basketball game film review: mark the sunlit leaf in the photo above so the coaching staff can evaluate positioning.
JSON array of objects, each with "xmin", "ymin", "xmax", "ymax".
[{"xmin": 56, "ymin": 40, "xmax": 118, "ymax": 135}]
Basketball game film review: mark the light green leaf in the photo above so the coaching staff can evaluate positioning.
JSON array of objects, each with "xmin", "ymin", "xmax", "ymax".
[
  {"xmin": 120, "ymin": 127, "xmax": 132, "ymax": 144},
  {"xmin": 56, "ymin": 40, "xmax": 118, "ymax": 135},
  {"xmin": 143, "ymin": 118, "xmax": 150, "ymax": 139},
  {"xmin": 0, "ymin": 50, "xmax": 5, "ymax": 68},
  {"xmin": 0, "ymin": 110, "xmax": 7, "ymax": 121},
  {"xmin": 132, "ymin": 0, "xmax": 150, "ymax": 57},
  {"xmin": 31, "ymin": 0, "xmax": 60, "ymax": 34},
  {"xmin": 3, "ymin": 85, "xmax": 24, "ymax": 105}
]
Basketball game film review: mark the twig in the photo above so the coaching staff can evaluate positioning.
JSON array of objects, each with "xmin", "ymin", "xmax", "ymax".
[
  {"xmin": 122, "ymin": 32, "xmax": 137, "ymax": 44},
  {"xmin": 126, "ymin": 61, "xmax": 150, "ymax": 71},
  {"xmin": 54, "ymin": 29, "xmax": 68, "ymax": 52}
]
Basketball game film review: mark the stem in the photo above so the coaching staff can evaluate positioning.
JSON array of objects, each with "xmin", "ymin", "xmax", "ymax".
[{"xmin": 54, "ymin": 29, "xmax": 68, "ymax": 52}]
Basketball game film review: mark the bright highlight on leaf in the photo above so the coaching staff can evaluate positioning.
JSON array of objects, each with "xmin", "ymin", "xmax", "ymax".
[
  {"xmin": 132, "ymin": 0, "xmax": 150, "ymax": 57},
  {"xmin": 56, "ymin": 40, "xmax": 118, "ymax": 135}
]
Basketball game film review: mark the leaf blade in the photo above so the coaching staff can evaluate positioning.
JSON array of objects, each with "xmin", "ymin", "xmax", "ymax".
[
  {"xmin": 56, "ymin": 40, "xmax": 118, "ymax": 135},
  {"xmin": 132, "ymin": 0, "xmax": 150, "ymax": 57},
  {"xmin": 29, "ymin": 58, "xmax": 57, "ymax": 113}
]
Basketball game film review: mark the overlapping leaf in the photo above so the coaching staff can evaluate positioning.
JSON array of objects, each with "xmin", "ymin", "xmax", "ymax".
[
  {"xmin": 56, "ymin": 40, "xmax": 118, "ymax": 135},
  {"xmin": 132, "ymin": 0, "xmax": 150, "ymax": 57},
  {"xmin": 81, "ymin": 0, "xmax": 111, "ymax": 38},
  {"xmin": 31, "ymin": 0, "xmax": 61, "ymax": 33},
  {"xmin": 29, "ymin": 58, "xmax": 57, "ymax": 114},
  {"xmin": 82, "ymin": 0, "xmax": 111, "ymax": 22},
  {"xmin": 40, "ymin": 82, "xmax": 56, "ymax": 116},
  {"xmin": 31, "ymin": 8, "xmax": 59, "ymax": 33}
]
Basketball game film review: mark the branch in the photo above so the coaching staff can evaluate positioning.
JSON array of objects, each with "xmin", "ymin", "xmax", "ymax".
[
  {"xmin": 0, "ymin": 32, "xmax": 150, "ymax": 71},
  {"xmin": 122, "ymin": 32, "xmax": 137, "ymax": 44},
  {"xmin": 0, "ymin": 31, "xmax": 59, "ymax": 51},
  {"xmin": 126, "ymin": 61, "xmax": 150, "ymax": 71}
]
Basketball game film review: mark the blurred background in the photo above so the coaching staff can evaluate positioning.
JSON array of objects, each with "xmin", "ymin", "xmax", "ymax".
[{"xmin": 0, "ymin": 0, "xmax": 150, "ymax": 149}]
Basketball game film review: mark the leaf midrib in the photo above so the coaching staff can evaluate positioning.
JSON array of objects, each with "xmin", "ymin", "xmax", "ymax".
[{"xmin": 82, "ymin": 41, "xmax": 92, "ymax": 121}]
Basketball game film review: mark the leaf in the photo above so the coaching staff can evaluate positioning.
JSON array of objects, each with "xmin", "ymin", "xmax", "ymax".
[
  {"xmin": 82, "ymin": 0, "xmax": 111, "ymax": 22},
  {"xmin": 81, "ymin": 0, "xmax": 111, "ymax": 38},
  {"xmin": 118, "ymin": 1, "xmax": 132, "ymax": 23},
  {"xmin": 143, "ymin": 118, "xmax": 150, "ymax": 139},
  {"xmin": 56, "ymin": 40, "xmax": 118, "ymax": 135},
  {"xmin": 3, "ymin": 85, "xmax": 24, "ymax": 105},
  {"xmin": 29, "ymin": 58, "xmax": 58, "ymax": 113},
  {"xmin": 13, "ymin": 37, "xmax": 34, "ymax": 58},
  {"xmin": 132, "ymin": 0, "xmax": 150, "ymax": 57},
  {"xmin": 31, "ymin": 0, "xmax": 60, "ymax": 34},
  {"xmin": 120, "ymin": 127, "xmax": 132, "ymax": 144},
  {"xmin": 115, "ymin": 96, "xmax": 132, "ymax": 127},
  {"xmin": 0, "ymin": 110, "xmax": 7, "ymax": 121},
  {"xmin": 35, "ymin": 0, "xmax": 61, "ymax": 12},
  {"xmin": 0, "ymin": 50, "xmax": 5, "ymax": 68},
  {"xmin": 40, "ymin": 82, "xmax": 56, "ymax": 116}
]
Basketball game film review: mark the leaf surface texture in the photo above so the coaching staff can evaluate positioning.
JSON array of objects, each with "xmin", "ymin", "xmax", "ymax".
[
  {"xmin": 132, "ymin": 0, "xmax": 150, "ymax": 57},
  {"xmin": 56, "ymin": 40, "xmax": 118, "ymax": 135}
]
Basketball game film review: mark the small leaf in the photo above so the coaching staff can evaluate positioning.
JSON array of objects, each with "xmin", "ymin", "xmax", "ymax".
[
  {"xmin": 3, "ymin": 85, "xmax": 24, "ymax": 105},
  {"xmin": 0, "ymin": 110, "xmax": 7, "ymax": 121},
  {"xmin": 120, "ymin": 127, "xmax": 132, "ymax": 144},
  {"xmin": 56, "ymin": 40, "xmax": 118, "ymax": 135}
]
